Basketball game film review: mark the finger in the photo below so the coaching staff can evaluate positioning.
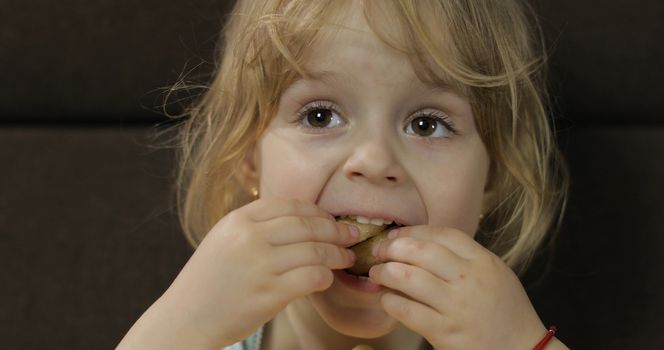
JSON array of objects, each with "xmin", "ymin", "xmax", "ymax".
[
  {"xmin": 369, "ymin": 262, "xmax": 450, "ymax": 312},
  {"xmin": 272, "ymin": 242, "xmax": 355, "ymax": 274},
  {"xmin": 389, "ymin": 225, "xmax": 483, "ymax": 260},
  {"xmin": 375, "ymin": 236, "xmax": 467, "ymax": 281},
  {"xmin": 380, "ymin": 292, "xmax": 448, "ymax": 345},
  {"xmin": 263, "ymin": 216, "xmax": 360, "ymax": 247},
  {"xmin": 245, "ymin": 198, "xmax": 333, "ymax": 221},
  {"xmin": 276, "ymin": 265, "xmax": 335, "ymax": 297}
]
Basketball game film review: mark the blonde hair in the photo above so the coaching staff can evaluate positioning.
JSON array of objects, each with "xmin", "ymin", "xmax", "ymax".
[{"xmin": 163, "ymin": 0, "xmax": 569, "ymax": 276}]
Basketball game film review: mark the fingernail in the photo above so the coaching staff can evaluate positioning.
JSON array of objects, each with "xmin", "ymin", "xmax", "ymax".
[
  {"xmin": 347, "ymin": 224, "xmax": 359, "ymax": 239},
  {"xmin": 368, "ymin": 266, "xmax": 376, "ymax": 278},
  {"xmin": 347, "ymin": 249, "xmax": 356, "ymax": 262},
  {"xmin": 387, "ymin": 229, "xmax": 399, "ymax": 239},
  {"xmin": 372, "ymin": 242, "xmax": 380, "ymax": 257}
]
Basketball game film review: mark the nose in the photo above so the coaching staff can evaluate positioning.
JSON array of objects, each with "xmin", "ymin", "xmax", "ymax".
[{"xmin": 342, "ymin": 136, "xmax": 407, "ymax": 186}]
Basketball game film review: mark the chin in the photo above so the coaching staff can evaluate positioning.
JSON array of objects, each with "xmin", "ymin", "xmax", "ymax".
[{"xmin": 308, "ymin": 292, "xmax": 400, "ymax": 339}]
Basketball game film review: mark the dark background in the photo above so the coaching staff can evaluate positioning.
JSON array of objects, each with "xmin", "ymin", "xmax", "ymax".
[{"xmin": 1, "ymin": 0, "xmax": 662, "ymax": 349}]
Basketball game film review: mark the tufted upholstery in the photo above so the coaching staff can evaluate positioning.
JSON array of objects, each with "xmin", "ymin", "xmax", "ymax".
[{"xmin": 1, "ymin": 0, "xmax": 662, "ymax": 348}]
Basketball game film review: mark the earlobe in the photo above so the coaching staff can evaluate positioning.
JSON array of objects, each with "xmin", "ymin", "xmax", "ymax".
[{"xmin": 234, "ymin": 143, "xmax": 260, "ymax": 195}]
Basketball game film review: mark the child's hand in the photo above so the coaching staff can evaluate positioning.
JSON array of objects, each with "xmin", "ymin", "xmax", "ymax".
[
  {"xmin": 156, "ymin": 198, "xmax": 358, "ymax": 348},
  {"xmin": 369, "ymin": 226, "xmax": 549, "ymax": 350}
]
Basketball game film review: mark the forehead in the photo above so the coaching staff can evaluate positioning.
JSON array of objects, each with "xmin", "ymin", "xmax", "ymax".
[
  {"xmin": 298, "ymin": 59, "xmax": 453, "ymax": 99},
  {"xmin": 291, "ymin": 1, "xmax": 462, "ymax": 96},
  {"xmin": 304, "ymin": 26, "xmax": 411, "ymax": 85}
]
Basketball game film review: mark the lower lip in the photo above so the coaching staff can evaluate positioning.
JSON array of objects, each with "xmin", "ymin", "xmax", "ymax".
[{"xmin": 334, "ymin": 270, "xmax": 383, "ymax": 293}]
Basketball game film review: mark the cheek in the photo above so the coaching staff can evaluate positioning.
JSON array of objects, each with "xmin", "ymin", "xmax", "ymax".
[
  {"xmin": 420, "ymin": 148, "xmax": 489, "ymax": 235},
  {"xmin": 257, "ymin": 133, "xmax": 337, "ymax": 201}
]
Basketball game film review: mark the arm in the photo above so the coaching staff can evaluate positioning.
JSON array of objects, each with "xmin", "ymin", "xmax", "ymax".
[
  {"xmin": 546, "ymin": 337, "xmax": 570, "ymax": 350},
  {"xmin": 116, "ymin": 198, "xmax": 358, "ymax": 349},
  {"xmin": 116, "ymin": 296, "xmax": 217, "ymax": 350}
]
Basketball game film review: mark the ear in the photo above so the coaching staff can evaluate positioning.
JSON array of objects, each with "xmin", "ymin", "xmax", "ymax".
[{"xmin": 234, "ymin": 143, "xmax": 260, "ymax": 195}]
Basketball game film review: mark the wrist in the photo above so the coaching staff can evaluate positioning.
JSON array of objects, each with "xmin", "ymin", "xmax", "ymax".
[
  {"xmin": 528, "ymin": 325, "xmax": 569, "ymax": 350},
  {"xmin": 545, "ymin": 337, "xmax": 570, "ymax": 350},
  {"xmin": 117, "ymin": 297, "xmax": 217, "ymax": 350}
]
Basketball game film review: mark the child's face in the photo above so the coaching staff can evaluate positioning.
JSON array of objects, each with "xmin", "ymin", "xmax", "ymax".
[{"xmin": 247, "ymin": 9, "xmax": 490, "ymax": 337}]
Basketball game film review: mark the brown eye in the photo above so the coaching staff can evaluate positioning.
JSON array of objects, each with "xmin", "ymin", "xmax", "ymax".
[
  {"xmin": 297, "ymin": 102, "xmax": 344, "ymax": 130},
  {"xmin": 404, "ymin": 113, "xmax": 454, "ymax": 138},
  {"xmin": 410, "ymin": 116, "xmax": 437, "ymax": 136},
  {"xmin": 306, "ymin": 109, "xmax": 333, "ymax": 128}
]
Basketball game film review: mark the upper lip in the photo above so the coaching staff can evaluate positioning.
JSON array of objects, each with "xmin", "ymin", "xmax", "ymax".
[{"xmin": 330, "ymin": 209, "xmax": 417, "ymax": 226}]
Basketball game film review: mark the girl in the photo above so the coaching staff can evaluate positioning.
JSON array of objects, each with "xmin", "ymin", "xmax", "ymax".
[{"xmin": 118, "ymin": 0, "xmax": 569, "ymax": 349}]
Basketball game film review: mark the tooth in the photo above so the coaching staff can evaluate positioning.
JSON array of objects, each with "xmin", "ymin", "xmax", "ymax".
[
  {"xmin": 343, "ymin": 215, "xmax": 394, "ymax": 227},
  {"xmin": 357, "ymin": 275, "xmax": 370, "ymax": 281},
  {"xmin": 370, "ymin": 218, "xmax": 385, "ymax": 226}
]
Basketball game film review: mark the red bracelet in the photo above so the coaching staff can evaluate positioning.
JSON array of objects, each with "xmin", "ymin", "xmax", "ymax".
[{"xmin": 532, "ymin": 325, "xmax": 557, "ymax": 350}]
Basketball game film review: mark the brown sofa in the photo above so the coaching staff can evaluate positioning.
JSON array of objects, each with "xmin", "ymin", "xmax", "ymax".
[{"xmin": 1, "ymin": 0, "xmax": 662, "ymax": 348}]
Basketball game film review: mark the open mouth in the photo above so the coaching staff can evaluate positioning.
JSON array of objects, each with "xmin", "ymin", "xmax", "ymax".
[{"xmin": 334, "ymin": 215, "xmax": 404, "ymax": 277}]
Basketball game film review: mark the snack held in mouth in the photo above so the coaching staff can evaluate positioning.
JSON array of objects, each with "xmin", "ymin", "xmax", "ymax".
[{"xmin": 336, "ymin": 216, "xmax": 401, "ymax": 275}]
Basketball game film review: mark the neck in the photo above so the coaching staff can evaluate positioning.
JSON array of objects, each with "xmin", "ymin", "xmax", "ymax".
[{"xmin": 263, "ymin": 298, "xmax": 426, "ymax": 350}]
